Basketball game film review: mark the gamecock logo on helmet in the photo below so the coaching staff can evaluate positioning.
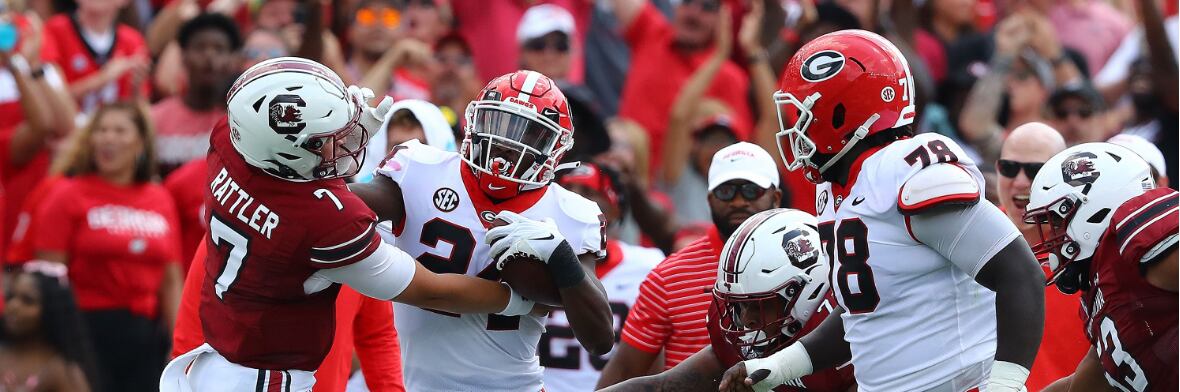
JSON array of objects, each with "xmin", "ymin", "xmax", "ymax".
[
  {"xmin": 268, "ymin": 94, "xmax": 307, "ymax": 134},
  {"xmin": 782, "ymin": 230, "xmax": 820, "ymax": 269},
  {"xmin": 1061, "ymin": 152, "xmax": 1100, "ymax": 187}
]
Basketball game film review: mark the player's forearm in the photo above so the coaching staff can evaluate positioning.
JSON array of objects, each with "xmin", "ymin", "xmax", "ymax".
[
  {"xmin": 401, "ymin": 269, "xmax": 516, "ymax": 314},
  {"xmin": 799, "ymin": 306, "xmax": 850, "ymax": 370},
  {"xmin": 977, "ymin": 239, "xmax": 1044, "ymax": 369},
  {"xmin": 597, "ymin": 343, "xmax": 661, "ymax": 389},
  {"xmin": 600, "ymin": 348, "xmax": 722, "ymax": 392},
  {"xmin": 560, "ymin": 256, "xmax": 615, "ymax": 355}
]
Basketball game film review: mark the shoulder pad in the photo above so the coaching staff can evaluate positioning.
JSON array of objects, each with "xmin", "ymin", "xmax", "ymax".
[
  {"xmin": 553, "ymin": 185, "xmax": 605, "ymax": 225},
  {"xmin": 897, "ymin": 163, "xmax": 980, "ymax": 215},
  {"xmin": 375, "ymin": 140, "xmax": 455, "ymax": 181}
]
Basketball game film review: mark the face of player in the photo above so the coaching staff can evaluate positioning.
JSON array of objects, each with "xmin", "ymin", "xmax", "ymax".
[
  {"xmin": 673, "ymin": 0, "xmax": 721, "ymax": 48},
  {"xmin": 708, "ymin": 180, "xmax": 781, "ymax": 240},
  {"xmin": 90, "ymin": 108, "xmax": 145, "ymax": 183},
  {"xmin": 3, "ymin": 274, "xmax": 43, "ymax": 339},
  {"xmin": 519, "ymin": 32, "xmax": 572, "ymax": 81},
  {"xmin": 350, "ymin": 4, "xmax": 404, "ymax": 58},
  {"xmin": 183, "ymin": 29, "xmax": 239, "ymax": 92}
]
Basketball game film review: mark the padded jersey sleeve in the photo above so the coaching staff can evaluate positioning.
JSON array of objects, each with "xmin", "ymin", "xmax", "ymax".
[
  {"xmin": 908, "ymin": 198, "xmax": 1021, "ymax": 277},
  {"xmin": 1109, "ymin": 188, "xmax": 1179, "ymax": 269},
  {"xmin": 554, "ymin": 186, "xmax": 607, "ymax": 259}
]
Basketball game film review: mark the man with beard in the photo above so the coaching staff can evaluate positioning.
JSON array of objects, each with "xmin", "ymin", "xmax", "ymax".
[{"xmin": 597, "ymin": 142, "xmax": 782, "ymax": 388}]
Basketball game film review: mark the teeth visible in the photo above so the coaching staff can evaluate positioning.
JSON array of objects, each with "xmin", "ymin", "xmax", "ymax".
[{"xmin": 1014, "ymin": 195, "xmax": 1030, "ymax": 201}]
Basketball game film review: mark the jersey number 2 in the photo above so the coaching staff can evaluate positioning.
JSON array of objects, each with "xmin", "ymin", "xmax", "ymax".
[
  {"xmin": 418, "ymin": 218, "xmax": 521, "ymax": 330},
  {"xmin": 820, "ymin": 219, "xmax": 880, "ymax": 314},
  {"xmin": 211, "ymin": 214, "xmax": 251, "ymax": 299}
]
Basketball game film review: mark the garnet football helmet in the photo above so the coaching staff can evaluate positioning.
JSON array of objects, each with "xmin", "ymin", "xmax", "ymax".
[
  {"xmin": 461, "ymin": 70, "xmax": 575, "ymax": 199},
  {"xmin": 713, "ymin": 208, "xmax": 831, "ymax": 360},
  {"xmin": 1024, "ymin": 143, "xmax": 1155, "ymax": 292},
  {"xmin": 226, "ymin": 57, "xmax": 366, "ymax": 181},
  {"xmin": 775, "ymin": 30, "xmax": 916, "ymax": 183}
]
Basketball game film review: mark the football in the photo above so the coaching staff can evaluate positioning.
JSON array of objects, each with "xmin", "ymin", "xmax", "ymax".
[{"xmin": 491, "ymin": 218, "xmax": 563, "ymax": 306}]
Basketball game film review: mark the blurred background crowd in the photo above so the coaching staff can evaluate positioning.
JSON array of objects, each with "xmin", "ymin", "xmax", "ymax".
[{"xmin": 0, "ymin": 0, "xmax": 1174, "ymax": 391}]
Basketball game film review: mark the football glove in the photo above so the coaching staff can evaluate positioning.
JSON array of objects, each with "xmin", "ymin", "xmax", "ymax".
[
  {"xmin": 347, "ymin": 85, "xmax": 393, "ymax": 135},
  {"xmin": 486, "ymin": 211, "xmax": 566, "ymax": 269},
  {"xmin": 742, "ymin": 342, "xmax": 814, "ymax": 392}
]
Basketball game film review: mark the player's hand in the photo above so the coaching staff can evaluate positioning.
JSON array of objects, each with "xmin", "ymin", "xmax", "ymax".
[
  {"xmin": 486, "ymin": 211, "xmax": 568, "ymax": 269},
  {"xmin": 718, "ymin": 362, "xmax": 769, "ymax": 392},
  {"xmin": 347, "ymin": 85, "xmax": 393, "ymax": 135}
]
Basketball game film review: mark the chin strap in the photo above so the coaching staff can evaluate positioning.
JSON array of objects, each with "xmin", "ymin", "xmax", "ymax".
[
  {"xmin": 555, "ymin": 161, "xmax": 581, "ymax": 173},
  {"xmin": 817, "ymin": 113, "xmax": 880, "ymax": 175}
]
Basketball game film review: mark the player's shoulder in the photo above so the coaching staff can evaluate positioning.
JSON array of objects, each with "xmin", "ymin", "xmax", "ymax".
[
  {"xmin": 1104, "ymin": 187, "xmax": 1178, "ymax": 261},
  {"xmin": 376, "ymin": 139, "xmax": 458, "ymax": 182},
  {"xmin": 546, "ymin": 183, "xmax": 604, "ymax": 226},
  {"xmin": 1110, "ymin": 188, "xmax": 1178, "ymax": 232},
  {"xmin": 885, "ymin": 134, "xmax": 982, "ymax": 215}
]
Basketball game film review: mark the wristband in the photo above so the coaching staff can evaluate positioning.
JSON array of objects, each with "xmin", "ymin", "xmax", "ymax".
[
  {"xmin": 987, "ymin": 360, "xmax": 1030, "ymax": 392},
  {"xmin": 496, "ymin": 283, "xmax": 535, "ymax": 316},
  {"xmin": 743, "ymin": 342, "xmax": 815, "ymax": 387},
  {"xmin": 546, "ymin": 241, "xmax": 585, "ymax": 288}
]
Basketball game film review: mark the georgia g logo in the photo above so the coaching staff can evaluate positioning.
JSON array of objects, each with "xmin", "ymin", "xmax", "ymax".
[
  {"xmin": 268, "ymin": 94, "xmax": 307, "ymax": 134},
  {"xmin": 1061, "ymin": 151, "xmax": 1100, "ymax": 187},
  {"xmin": 801, "ymin": 51, "xmax": 845, "ymax": 82}
]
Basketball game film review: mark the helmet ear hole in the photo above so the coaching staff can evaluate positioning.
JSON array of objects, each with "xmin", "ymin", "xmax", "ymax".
[
  {"xmin": 832, "ymin": 104, "xmax": 845, "ymax": 129},
  {"xmin": 1086, "ymin": 208, "xmax": 1111, "ymax": 224}
]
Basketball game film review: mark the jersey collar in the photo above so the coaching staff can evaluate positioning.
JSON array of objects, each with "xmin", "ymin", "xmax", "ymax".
[
  {"xmin": 831, "ymin": 145, "xmax": 885, "ymax": 212},
  {"xmin": 460, "ymin": 163, "xmax": 549, "ymax": 227}
]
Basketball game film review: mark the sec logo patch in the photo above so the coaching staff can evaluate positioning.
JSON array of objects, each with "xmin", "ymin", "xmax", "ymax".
[{"xmin": 433, "ymin": 188, "xmax": 459, "ymax": 212}]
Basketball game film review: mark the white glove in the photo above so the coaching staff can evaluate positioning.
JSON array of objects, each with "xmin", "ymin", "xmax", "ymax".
[
  {"xmin": 986, "ymin": 361, "xmax": 1029, "ymax": 392},
  {"xmin": 347, "ymin": 85, "xmax": 394, "ymax": 135},
  {"xmin": 742, "ymin": 342, "xmax": 814, "ymax": 392},
  {"xmin": 486, "ymin": 211, "xmax": 567, "ymax": 270}
]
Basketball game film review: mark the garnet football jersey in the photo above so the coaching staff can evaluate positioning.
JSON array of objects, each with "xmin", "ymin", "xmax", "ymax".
[
  {"xmin": 710, "ymin": 292, "xmax": 856, "ymax": 391},
  {"xmin": 541, "ymin": 240, "xmax": 663, "ymax": 392},
  {"xmin": 814, "ymin": 133, "xmax": 996, "ymax": 391},
  {"xmin": 376, "ymin": 140, "xmax": 605, "ymax": 392},
  {"xmin": 1081, "ymin": 188, "xmax": 1177, "ymax": 392},
  {"xmin": 199, "ymin": 118, "xmax": 383, "ymax": 371}
]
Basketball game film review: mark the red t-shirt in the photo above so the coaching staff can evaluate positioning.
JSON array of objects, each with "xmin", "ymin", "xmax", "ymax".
[
  {"xmin": 620, "ymin": 227, "xmax": 724, "ymax": 368},
  {"xmin": 452, "ymin": 0, "xmax": 587, "ymax": 84},
  {"xmin": 1025, "ymin": 287, "xmax": 1090, "ymax": 391},
  {"xmin": 6, "ymin": 176, "xmax": 64, "ymax": 265},
  {"xmin": 173, "ymin": 246, "xmax": 405, "ymax": 392},
  {"xmin": 32, "ymin": 175, "xmax": 181, "ymax": 319},
  {"xmin": 42, "ymin": 13, "xmax": 149, "ymax": 112},
  {"xmin": 151, "ymin": 98, "xmax": 223, "ymax": 173},
  {"xmin": 163, "ymin": 158, "xmax": 208, "ymax": 273},
  {"xmin": 617, "ymin": 3, "xmax": 752, "ymax": 175}
]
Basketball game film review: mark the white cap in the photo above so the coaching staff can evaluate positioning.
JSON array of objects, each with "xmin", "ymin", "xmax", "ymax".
[
  {"xmin": 708, "ymin": 142, "xmax": 780, "ymax": 191},
  {"xmin": 516, "ymin": 4, "xmax": 576, "ymax": 43},
  {"xmin": 1108, "ymin": 134, "xmax": 1167, "ymax": 178}
]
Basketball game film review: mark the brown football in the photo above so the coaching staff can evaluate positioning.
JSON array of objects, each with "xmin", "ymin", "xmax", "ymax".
[{"xmin": 491, "ymin": 218, "xmax": 563, "ymax": 306}]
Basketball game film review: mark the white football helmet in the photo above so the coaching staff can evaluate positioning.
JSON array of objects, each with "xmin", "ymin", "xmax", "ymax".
[
  {"xmin": 1024, "ymin": 142, "xmax": 1155, "ymax": 292},
  {"xmin": 713, "ymin": 208, "xmax": 831, "ymax": 359},
  {"xmin": 226, "ymin": 57, "xmax": 366, "ymax": 181}
]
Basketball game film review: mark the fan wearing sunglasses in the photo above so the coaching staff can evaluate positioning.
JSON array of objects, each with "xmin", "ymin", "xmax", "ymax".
[
  {"xmin": 517, "ymin": 4, "xmax": 576, "ymax": 82},
  {"xmin": 1047, "ymin": 83, "xmax": 1106, "ymax": 145},
  {"xmin": 995, "ymin": 123, "xmax": 1066, "ymax": 241}
]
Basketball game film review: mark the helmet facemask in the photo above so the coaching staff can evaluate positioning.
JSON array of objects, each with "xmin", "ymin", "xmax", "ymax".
[
  {"xmin": 714, "ymin": 278, "xmax": 807, "ymax": 360},
  {"xmin": 302, "ymin": 106, "xmax": 367, "ymax": 180},
  {"xmin": 774, "ymin": 91, "xmax": 879, "ymax": 184},
  {"xmin": 463, "ymin": 100, "xmax": 566, "ymax": 189},
  {"xmin": 1023, "ymin": 194, "xmax": 1085, "ymax": 287}
]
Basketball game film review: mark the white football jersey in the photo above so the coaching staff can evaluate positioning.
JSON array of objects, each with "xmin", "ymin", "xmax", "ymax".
[
  {"xmin": 540, "ymin": 241, "xmax": 663, "ymax": 392},
  {"xmin": 376, "ymin": 140, "xmax": 605, "ymax": 392},
  {"xmin": 814, "ymin": 133, "xmax": 997, "ymax": 392}
]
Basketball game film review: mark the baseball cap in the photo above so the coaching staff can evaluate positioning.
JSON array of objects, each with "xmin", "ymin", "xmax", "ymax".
[
  {"xmin": 516, "ymin": 4, "xmax": 576, "ymax": 43},
  {"xmin": 1050, "ymin": 81, "xmax": 1105, "ymax": 111},
  {"xmin": 707, "ymin": 142, "xmax": 780, "ymax": 191},
  {"xmin": 1108, "ymin": 134, "xmax": 1167, "ymax": 178}
]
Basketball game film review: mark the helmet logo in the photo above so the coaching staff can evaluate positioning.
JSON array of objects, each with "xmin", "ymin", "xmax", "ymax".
[
  {"xmin": 801, "ymin": 51, "xmax": 845, "ymax": 82},
  {"xmin": 506, "ymin": 96, "xmax": 536, "ymax": 111},
  {"xmin": 1061, "ymin": 152, "xmax": 1100, "ymax": 187},
  {"xmin": 782, "ymin": 229, "xmax": 820, "ymax": 269},
  {"xmin": 881, "ymin": 87, "xmax": 896, "ymax": 102},
  {"xmin": 268, "ymin": 94, "xmax": 307, "ymax": 134}
]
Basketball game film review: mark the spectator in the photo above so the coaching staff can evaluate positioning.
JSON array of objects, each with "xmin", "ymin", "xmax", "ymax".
[
  {"xmin": 1109, "ymin": 133, "xmax": 1169, "ymax": 187},
  {"xmin": 0, "ymin": 263, "xmax": 98, "ymax": 392},
  {"xmin": 610, "ymin": 0, "xmax": 753, "ymax": 176},
  {"xmin": 452, "ymin": 1, "xmax": 587, "ymax": 83},
  {"xmin": 597, "ymin": 142, "xmax": 781, "ymax": 387},
  {"xmin": 517, "ymin": 3, "xmax": 576, "ymax": 82},
  {"xmin": 356, "ymin": 99, "xmax": 456, "ymax": 183},
  {"xmin": 428, "ymin": 33, "xmax": 481, "ymax": 135},
  {"xmin": 241, "ymin": 28, "xmax": 290, "ymax": 69},
  {"xmin": 151, "ymin": 13, "xmax": 241, "ymax": 176},
  {"xmin": 541, "ymin": 163, "xmax": 663, "ymax": 392},
  {"xmin": 348, "ymin": 0, "xmax": 434, "ymax": 101},
  {"xmin": 162, "ymin": 158, "xmax": 205, "ymax": 273},
  {"xmin": 33, "ymin": 102, "xmax": 182, "ymax": 392},
  {"xmin": 402, "ymin": 0, "xmax": 452, "ymax": 46},
  {"xmin": 1041, "ymin": 0, "xmax": 1133, "ymax": 76},
  {"xmin": 1047, "ymin": 82, "xmax": 1107, "ymax": 145},
  {"xmin": 919, "ymin": 0, "xmax": 991, "ymax": 121},
  {"xmin": 994, "ymin": 122, "xmax": 1088, "ymax": 392},
  {"xmin": 43, "ymin": 0, "xmax": 151, "ymax": 114}
]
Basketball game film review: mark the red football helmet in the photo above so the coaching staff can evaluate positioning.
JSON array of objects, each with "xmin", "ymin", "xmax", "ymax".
[
  {"xmin": 775, "ymin": 30, "xmax": 916, "ymax": 183},
  {"xmin": 461, "ymin": 70, "xmax": 575, "ymax": 199}
]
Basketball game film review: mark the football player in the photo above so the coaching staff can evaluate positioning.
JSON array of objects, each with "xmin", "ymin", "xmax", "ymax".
[
  {"xmin": 1024, "ymin": 143, "xmax": 1177, "ymax": 392},
  {"xmin": 348, "ymin": 70, "xmax": 615, "ymax": 391},
  {"xmin": 159, "ymin": 58, "xmax": 538, "ymax": 391},
  {"xmin": 718, "ymin": 30, "xmax": 1045, "ymax": 392},
  {"xmin": 600, "ymin": 208, "xmax": 853, "ymax": 391}
]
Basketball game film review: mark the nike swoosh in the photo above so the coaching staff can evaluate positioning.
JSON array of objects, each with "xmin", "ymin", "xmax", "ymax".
[
  {"xmin": 761, "ymin": 265, "xmax": 782, "ymax": 273},
  {"xmin": 533, "ymin": 234, "xmax": 555, "ymax": 241},
  {"xmin": 488, "ymin": 184, "xmax": 506, "ymax": 190},
  {"xmin": 851, "ymin": 197, "xmax": 865, "ymax": 206}
]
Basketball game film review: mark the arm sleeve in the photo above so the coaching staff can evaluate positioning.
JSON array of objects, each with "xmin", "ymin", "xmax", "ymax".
[
  {"xmin": 312, "ymin": 241, "xmax": 417, "ymax": 300},
  {"xmin": 31, "ymin": 184, "xmax": 77, "ymax": 254},
  {"xmin": 619, "ymin": 269, "xmax": 672, "ymax": 354},
  {"xmin": 908, "ymin": 200, "xmax": 1021, "ymax": 277},
  {"xmin": 354, "ymin": 296, "xmax": 404, "ymax": 392}
]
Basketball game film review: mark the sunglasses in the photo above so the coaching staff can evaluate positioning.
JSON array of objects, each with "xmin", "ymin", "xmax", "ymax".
[
  {"xmin": 1053, "ymin": 106, "xmax": 1094, "ymax": 119},
  {"xmin": 712, "ymin": 183, "xmax": 768, "ymax": 202},
  {"xmin": 683, "ymin": 0, "xmax": 722, "ymax": 11},
  {"xmin": 997, "ymin": 159, "xmax": 1044, "ymax": 179},
  {"xmin": 355, "ymin": 8, "xmax": 400, "ymax": 28},
  {"xmin": 523, "ymin": 35, "xmax": 570, "ymax": 53}
]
